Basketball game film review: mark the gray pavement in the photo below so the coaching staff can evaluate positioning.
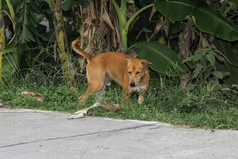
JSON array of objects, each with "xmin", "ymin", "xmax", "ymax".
[{"xmin": 0, "ymin": 108, "xmax": 238, "ymax": 159}]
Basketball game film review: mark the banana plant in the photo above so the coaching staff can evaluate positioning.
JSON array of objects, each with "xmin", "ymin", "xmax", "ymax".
[
  {"xmin": 112, "ymin": 0, "xmax": 153, "ymax": 51},
  {"xmin": 46, "ymin": 0, "xmax": 74, "ymax": 87},
  {"xmin": 0, "ymin": 0, "xmax": 5, "ymax": 83},
  {"xmin": 1, "ymin": 0, "xmax": 42, "ymax": 82}
]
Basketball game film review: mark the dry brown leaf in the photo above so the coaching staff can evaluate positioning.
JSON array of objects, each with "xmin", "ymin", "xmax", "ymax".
[
  {"xmin": 198, "ymin": 33, "xmax": 211, "ymax": 50},
  {"xmin": 78, "ymin": 58, "xmax": 85, "ymax": 70},
  {"xmin": 178, "ymin": 19, "xmax": 194, "ymax": 87},
  {"xmin": 149, "ymin": 7, "xmax": 157, "ymax": 21},
  {"xmin": 77, "ymin": 0, "xmax": 122, "ymax": 56},
  {"xmin": 147, "ymin": 22, "xmax": 166, "ymax": 42},
  {"xmin": 102, "ymin": 9, "xmax": 114, "ymax": 30},
  {"xmin": 178, "ymin": 29, "xmax": 193, "ymax": 59},
  {"xmin": 21, "ymin": 91, "xmax": 44, "ymax": 102},
  {"xmin": 128, "ymin": 50, "xmax": 137, "ymax": 58}
]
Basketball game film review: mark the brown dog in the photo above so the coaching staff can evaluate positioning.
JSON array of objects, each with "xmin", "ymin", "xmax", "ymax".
[{"xmin": 72, "ymin": 39, "xmax": 151, "ymax": 104}]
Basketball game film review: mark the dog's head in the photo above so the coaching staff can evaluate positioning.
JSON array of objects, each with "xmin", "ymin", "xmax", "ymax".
[{"xmin": 126, "ymin": 58, "xmax": 151, "ymax": 87}]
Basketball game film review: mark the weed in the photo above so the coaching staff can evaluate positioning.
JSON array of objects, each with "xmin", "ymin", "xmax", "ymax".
[{"xmin": 183, "ymin": 48, "xmax": 229, "ymax": 81}]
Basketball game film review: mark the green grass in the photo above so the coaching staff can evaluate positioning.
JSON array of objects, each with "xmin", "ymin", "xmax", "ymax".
[{"xmin": 0, "ymin": 75, "xmax": 238, "ymax": 130}]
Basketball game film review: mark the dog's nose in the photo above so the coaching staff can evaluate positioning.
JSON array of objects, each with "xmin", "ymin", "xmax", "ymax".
[{"xmin": 130, "ymin": 82, "xmax": 135, "ymax": 87}]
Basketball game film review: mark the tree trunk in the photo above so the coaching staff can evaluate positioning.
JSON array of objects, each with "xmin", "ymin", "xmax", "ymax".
[{"xmin": 47, "ymin": 0, "xmax": 74, "ymax": 87}]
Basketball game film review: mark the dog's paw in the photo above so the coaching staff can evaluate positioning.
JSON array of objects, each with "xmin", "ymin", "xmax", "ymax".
[{"xmin": 138, "ymin": 95, "xmax": 144, "ymax": 104}]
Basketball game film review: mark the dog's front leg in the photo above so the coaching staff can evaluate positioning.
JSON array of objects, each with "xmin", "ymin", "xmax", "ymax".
[
  {"xmin": 122, "ymin": 88, "xmax": 132, "ymax": 103},
  {"xmin": 138, "ymin": 91, "xmax": 145, "ymax": 104}
]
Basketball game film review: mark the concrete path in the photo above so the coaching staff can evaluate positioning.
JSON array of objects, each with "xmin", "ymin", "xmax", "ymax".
[{"xmin": 0, "ymin": 108, "xmax": 238, "ymax": 159}]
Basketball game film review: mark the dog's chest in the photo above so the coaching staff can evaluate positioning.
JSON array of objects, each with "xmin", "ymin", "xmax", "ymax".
[{"xmin": 131, "ymin": 85, "xmax": 147, "ymax": 92}]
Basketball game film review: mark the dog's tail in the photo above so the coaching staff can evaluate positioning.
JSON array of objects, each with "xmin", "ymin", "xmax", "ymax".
[{"xmin": 72, "ymin": 39, "xmax": 92, "ymax": 60}]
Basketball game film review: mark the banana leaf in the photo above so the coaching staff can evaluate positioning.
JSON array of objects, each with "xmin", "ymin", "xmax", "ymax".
[
  {"xmin": 15, "ymin": 0, "xmax": 42, "ymax": 43},
  {"xmin": 135, "ymin": 41, "xmax": 188, "ymax": 76},
  {"xmin": 60, "ymin": 0, "xmax": 74, "ymax": 11},
  {"xmin": 154, "ymin": 0, "xmax": 238, "ymax": 42}
]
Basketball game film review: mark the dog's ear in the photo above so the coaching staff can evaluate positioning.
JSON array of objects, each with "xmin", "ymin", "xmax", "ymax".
[
  {"xmin": 141, "ymin": 60, "xmax": 152, "ymax": 66},
  {"xmin": 126, "ymin": 59, "xmax": 131, "ymax": 64}
]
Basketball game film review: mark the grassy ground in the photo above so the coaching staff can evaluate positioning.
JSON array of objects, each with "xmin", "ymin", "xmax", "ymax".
[{"xmin": 0, "ymin": 74, "xmax": 238, "ymax": 130}]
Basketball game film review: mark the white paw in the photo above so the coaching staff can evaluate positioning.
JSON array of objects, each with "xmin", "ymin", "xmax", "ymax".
[{"xmin": 138, "ymin": 96, "xmax": 143, "ymax": 104}]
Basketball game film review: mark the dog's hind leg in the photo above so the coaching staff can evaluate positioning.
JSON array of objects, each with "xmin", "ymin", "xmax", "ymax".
[
  {"xmin": 95, "ymin": 84, "xmax": 106, "ymax": 102},
  {"xmin": 78, "ymin": 88, "xmax": 92, "ymax": 104},
  {"xmin": 95, "ymin": 74, "xmax": 111, "ymax": 102},
  {"xmin": 78, "ymin": 67, "xmax": 106, "ymax": 104},
  {"xmin": 78, "ymin": 81, "xmax": 105, "ymax": 104}
]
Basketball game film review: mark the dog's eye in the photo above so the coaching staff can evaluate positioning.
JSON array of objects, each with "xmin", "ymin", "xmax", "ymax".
[
  {"xmin": 136, "ymin": 72, "xmax": 140, "ymax": 75},
  {"xmin": 128, "ymin": 71, "xmax": 132, "ymax": 74}
]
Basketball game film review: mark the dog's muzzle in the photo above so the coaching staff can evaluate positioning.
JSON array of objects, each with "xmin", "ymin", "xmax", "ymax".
[{"xmin": 130, "ymin": 82, "xmax": 136, "ymax": 87}]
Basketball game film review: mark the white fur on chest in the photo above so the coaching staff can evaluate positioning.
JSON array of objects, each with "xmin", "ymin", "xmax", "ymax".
[{"xmin": 131, "ymin": 85, "xmax": 147, "ymax": 92}]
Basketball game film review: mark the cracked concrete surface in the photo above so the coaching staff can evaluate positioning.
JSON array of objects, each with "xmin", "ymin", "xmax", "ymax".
[{"xmin": 0, "ymin": 108, "xmax": 238, "ymax": 159}]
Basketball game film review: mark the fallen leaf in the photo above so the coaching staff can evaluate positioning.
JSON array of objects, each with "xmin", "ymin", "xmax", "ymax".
[{"xmin": 21, "ymin": 91, "xmax": 44, "ymax": 102}]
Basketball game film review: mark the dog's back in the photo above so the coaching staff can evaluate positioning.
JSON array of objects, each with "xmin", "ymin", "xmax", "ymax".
[{"xmin": 90, "ymin": 52, "xmax": 130, "ymax": 86}]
